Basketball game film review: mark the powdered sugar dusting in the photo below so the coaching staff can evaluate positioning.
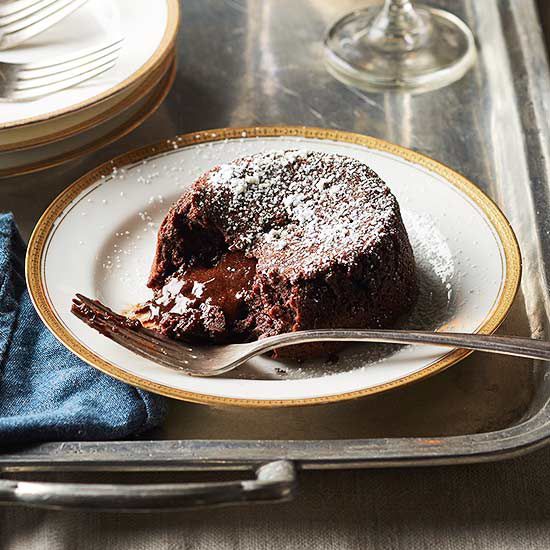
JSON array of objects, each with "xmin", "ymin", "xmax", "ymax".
[
  {"xmin": 197, "ymin": 150, "xmax": 398, "ymax": 279},
  {"xmin": 192, "ymin": 281, "xmax": 205, "ymax": 298},
  {"xmin": 158, "ymin": 278, "xmax": 185, "ymax": 305},
  {"xmin": 170, "ymin": 294, "xmax": 192, "ymax": 314}
]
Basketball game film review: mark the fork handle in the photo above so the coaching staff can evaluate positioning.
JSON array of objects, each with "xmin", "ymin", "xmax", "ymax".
[{"xmin": 252, "ymin": 330, "xmax": 550, "ymax": 362}]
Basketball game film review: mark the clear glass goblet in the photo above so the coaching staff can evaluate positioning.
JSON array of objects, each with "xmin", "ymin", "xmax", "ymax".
[{"xmin": 324, "ymin": 0, "xmax": 476, "ymax": 93}]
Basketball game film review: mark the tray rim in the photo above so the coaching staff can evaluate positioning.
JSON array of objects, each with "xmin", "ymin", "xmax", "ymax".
[
  {"xmin": 2, "ymin": 0, "xmax": 550, "ymax": 472},
  {"xmin": 2, "ymin": 402, "xmax": 550, "ymax": 470},
  {"xmin": 25, "ymin": 125, "xmax": 521, "ymax": 407}
]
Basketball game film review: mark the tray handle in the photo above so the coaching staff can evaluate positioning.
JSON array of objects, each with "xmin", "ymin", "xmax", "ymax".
[{"xmin": 0, "ymin": 460, "xmax": 296, "ymax": 512}]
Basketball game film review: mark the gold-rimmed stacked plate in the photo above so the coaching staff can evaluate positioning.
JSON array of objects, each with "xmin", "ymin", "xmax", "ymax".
[{"xmin": 0, "ymin": 0, "xmax": 180, "ymax": 178}]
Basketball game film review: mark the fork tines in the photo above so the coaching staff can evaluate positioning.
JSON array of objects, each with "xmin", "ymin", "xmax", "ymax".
[
  {"xmin": 1, "ymin": 37, "xmax": 122, "ymax": 100},
  {"xmin": 71, "ymin": 294, "xmax": 196, "ymax": 372},
  {"xmin": 0, "ymin": 0, "xmax": 90, "ymax": 50}
]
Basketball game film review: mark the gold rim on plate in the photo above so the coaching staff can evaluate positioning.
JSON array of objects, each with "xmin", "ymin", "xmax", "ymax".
[
  {"xmin": 0, "ymin": 50, "xmax": 175, "ymax": 153},
  {"xmin": 26, "ymin": 126, "xmax": 522, "ymax": 408},
  {"xmin": 0, "ymin": 58, "xmax": 176, "ymax": 179},
  {"xmin": 0, "ymin": 0, "xmax": 180, "ymax": 131}
]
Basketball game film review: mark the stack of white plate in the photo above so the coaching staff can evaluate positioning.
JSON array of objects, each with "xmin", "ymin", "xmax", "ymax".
[{"xmin": 0, "ymin": 0, "xmax": 179, "ymax": 178}]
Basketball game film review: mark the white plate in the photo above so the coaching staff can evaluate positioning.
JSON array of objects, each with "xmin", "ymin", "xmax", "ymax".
[
  {"xmin": 0, "ymin": 59, "xmax": 175, "ymax": 177},
  {"xmin": 0, "ymin": 0, "xmax": 178, "ymax": 130},
  {"xmin": 27, "ymin": 128, "xmax": 521, "ymax": 407}
]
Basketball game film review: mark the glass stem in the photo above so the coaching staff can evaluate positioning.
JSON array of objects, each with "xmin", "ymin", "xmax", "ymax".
[{"xmin": 366, "ymin": 0, "xmax": 433, "ymax": 53}]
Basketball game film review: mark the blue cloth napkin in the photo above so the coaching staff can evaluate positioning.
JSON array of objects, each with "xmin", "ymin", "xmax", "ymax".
[{"xmin": 0, "ymin": 213, "xmax": 167, "ymax": 444}]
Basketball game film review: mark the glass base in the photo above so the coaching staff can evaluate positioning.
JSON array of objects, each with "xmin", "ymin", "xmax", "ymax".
[{"xmin": 324, "ymin": 5, "xmax": 476, "ymax": 93}]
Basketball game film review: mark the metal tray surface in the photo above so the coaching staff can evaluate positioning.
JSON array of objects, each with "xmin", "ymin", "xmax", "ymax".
[{"xmin": 2, "ymin": 0, "xmax": 550, "ymax": 477}]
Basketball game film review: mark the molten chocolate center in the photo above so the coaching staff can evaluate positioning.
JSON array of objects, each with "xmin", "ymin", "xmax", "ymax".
[
  {"xmin": 149, "ymin": 250, "xmax": 257, "ymax": 333},
  {"xmin": 175, "ymin": 251, "xmax": 256, "ymax": 322}
]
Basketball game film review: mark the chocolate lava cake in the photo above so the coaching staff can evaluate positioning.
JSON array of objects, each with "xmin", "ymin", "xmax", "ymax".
[{"xmin": 141, "ymin": 150, "xmax": 417, "ymax": 358}]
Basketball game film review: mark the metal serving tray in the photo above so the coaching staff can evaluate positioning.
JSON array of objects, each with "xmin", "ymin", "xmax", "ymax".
[{"xmin": 2, "ymin": 0, "xmax": 550, "ymax": 510}]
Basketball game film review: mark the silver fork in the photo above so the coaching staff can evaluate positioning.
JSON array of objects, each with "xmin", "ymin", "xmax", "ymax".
[
  {"xmin": 0, "ymin": 37, "xmax": 122, "ymax": 100},
  {"xmin": 0, "ymin": 0, "xmax": 90, "ymax": 50},
  {"xmin": 72, "ymin": 294, "xmax": 550, "ymax": 377}
]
